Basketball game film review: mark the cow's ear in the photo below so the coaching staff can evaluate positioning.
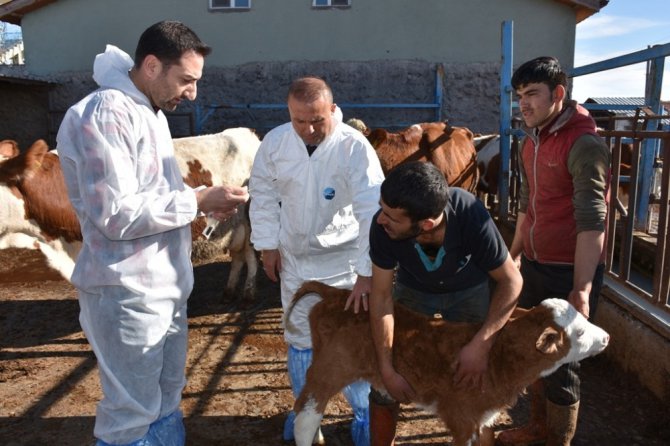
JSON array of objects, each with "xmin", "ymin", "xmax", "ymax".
[
  {"xmin": 535, "ymin": 326, "xmax": 562, "ymax": 355},
  {"xmin": 367, "ymin": 129, "xmax": 386, "ymax": 147}
]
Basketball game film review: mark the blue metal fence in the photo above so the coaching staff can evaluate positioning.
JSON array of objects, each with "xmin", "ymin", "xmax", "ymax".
[{"xmin": 192, "ymin": 65, "xmax": 444, "ymax": 134}]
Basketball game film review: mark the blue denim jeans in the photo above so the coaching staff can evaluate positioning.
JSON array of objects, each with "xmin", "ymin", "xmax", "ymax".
[{"xmin": 392, "ymin": 280, "xmax": 490, "ymax": 322}]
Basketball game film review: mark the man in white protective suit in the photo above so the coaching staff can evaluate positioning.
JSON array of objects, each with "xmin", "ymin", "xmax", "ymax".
[
  {"xmin": 249, "ymin": 76, "xmax": 385, "ymax": 445},
  {"xmin": 57, "ymin": 21, "xmax": 248, "ymax": 446}
]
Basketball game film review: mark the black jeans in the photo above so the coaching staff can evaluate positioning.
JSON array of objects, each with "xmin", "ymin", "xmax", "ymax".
[{"xmin": 519, "ymin": 256, "xmax": 604, "ymax": 405}]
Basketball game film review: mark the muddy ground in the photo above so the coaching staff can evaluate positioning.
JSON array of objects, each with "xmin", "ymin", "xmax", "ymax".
[{"xmin": 0, "ymin": 247, "xmax": 668, "ymax": 445}]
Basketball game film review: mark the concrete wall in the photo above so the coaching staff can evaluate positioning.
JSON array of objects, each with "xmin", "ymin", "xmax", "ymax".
[
  {"xmin": 22, "ymin": 0, "xmax": 576, "ymax": 73},
  {"xmin": 595, "ymin": 290, "xmax": 670, "ymax": 402}
]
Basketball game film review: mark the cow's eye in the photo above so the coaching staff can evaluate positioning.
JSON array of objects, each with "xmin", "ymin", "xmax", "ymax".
[{"xmin": 575, "ymin": 328, "xmax": 585, "ymax": 338}]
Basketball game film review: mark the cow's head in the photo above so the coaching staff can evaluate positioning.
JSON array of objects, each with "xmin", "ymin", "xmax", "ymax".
[
  {"xmin": 367, "ymin": 125, "xmax": 425, "ymax": 174},
  {"xmin": 0, "ymin": 139, "xmax": 50, "ymax": 186}
]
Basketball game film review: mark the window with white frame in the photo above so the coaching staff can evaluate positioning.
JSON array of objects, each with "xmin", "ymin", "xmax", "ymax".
[
  {"xmin": 209, "ymin": 0, "xmax": 250, "ymax": 10},
  {"xmin": 313, "ymin": 0, "xmax": 351, "ymax": 8}
]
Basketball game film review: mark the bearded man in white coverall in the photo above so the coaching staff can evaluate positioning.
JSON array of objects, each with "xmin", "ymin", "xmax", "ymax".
[
  {"xmin": 57, "ymin": 21, "xmax": 248, "ymax": 446},
  {"xmin": 249, "ymin": 76, "xmax": 385, "ymax": 445}
]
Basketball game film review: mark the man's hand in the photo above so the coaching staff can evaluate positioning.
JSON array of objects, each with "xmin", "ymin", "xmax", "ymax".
[
  {"xmin": 568, "ymin": 289, "xmax": 590, "ymax": 318},
  {"xmin": 453, "ymin": 340, "xmax": 489, "ymax": 392},
  {"xmin": 196, "ymin": 185, "xmax": 249, "ymax": 221},
  {"xmin": 261, "ymin": 249, "xmax": 281, "ymax": 282},
  {"xmin": 381, "ymin": 368, "xmax": 416, "ymax": 403},
  {"xmin": 344, "ymin": 275, "xmax": 372, "ymax": 313}
]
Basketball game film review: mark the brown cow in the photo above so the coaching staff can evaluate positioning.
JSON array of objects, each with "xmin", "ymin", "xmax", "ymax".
[
  {"xmin": 288, "ymin": 281, "xmax": 609, "ymax": 446},
  {"xmin": 367, "ymin": 121, "xmax": 479, "ymax": 193},
  {"xmin": 0, "ymin": 129, "xmax": 260, "ymax": 300}
]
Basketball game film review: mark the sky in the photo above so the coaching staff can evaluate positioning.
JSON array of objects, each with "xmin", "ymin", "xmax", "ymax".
[{"xmin": 572, "ymin": 0, "xmax": 670, "ymax": 102}]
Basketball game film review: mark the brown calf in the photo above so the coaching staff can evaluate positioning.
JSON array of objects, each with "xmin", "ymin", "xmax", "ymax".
[{"xmin": 289, "ymin": 281, "xmax": 609, "ymax": 446}]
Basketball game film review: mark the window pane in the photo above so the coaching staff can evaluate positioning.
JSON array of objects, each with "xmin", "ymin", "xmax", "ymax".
[
  {"xmin": 314, "ymin": 0, "xmax": 329, "ymax": 6},
  {"xmin": 332, "ymin": 0, "xmax": 350, "ymax": 5},
  {"xmin": 235, "ymin": 0, "xmax": 250, "ymax": 7},
  {"xmin": 211, "ymin": 0, "xmax": 231, "ymax": 7}
]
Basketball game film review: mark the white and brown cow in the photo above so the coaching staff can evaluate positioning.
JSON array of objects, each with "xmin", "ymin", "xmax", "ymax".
[
  {"xmin": 1, "ymin": 139, "xmax": 82, "ymax": 279},
  {"xmin": 473, "ymin": 134, "xmax": 501, "ymax": 210},
  {"xmin": 173, "ymin": 128, "xmax": 260, "ymax": 300},
  {"xmin": 367, "ymin": 121, "xmax": 480, "ymax": 193},
  {"xmin": 288, "ymin": 281, "xmax": 609, "ymax": 446},
  {"xmin": 0, "ymin": 128, "xmax": 260, "ymax": 300}
]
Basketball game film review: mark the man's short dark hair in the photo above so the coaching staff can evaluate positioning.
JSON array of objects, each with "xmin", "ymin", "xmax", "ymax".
[
  {"xmin": 380, "ymin": 161, "xmax": 449, "ymax": 222},
  {"xmin": 287, "ymin": 76, "xmax": 334, "ymax": 104},
  {"xmin": 134, "ymin": 20, "xmax": 211, "ymax": 68},
  {"xmin": 511, "ymin": 56, "xmax": 567, "ymax": 92}
]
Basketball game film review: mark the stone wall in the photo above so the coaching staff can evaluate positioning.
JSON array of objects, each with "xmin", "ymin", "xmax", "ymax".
[
  {"xmin": 0, "ymin": 82, "xmax": 51, "ymax": 149},
  {"xmin": 43, "ymin": 60, "xmax": 502, "ymax": 140}
]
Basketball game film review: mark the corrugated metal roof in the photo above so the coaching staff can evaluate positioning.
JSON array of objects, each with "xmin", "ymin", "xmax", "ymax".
[
  {"xmin": 588, "ymin": 97, "xmax": 647, "ymax": 107},
  {"xmin": 586, "ymin": 97, "xmax": 669, "ymax": 117}
]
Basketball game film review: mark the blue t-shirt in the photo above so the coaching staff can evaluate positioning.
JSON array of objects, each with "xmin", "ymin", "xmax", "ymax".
[{"xmin": 370, "ymin": 188, "xmax": 508, "ymax": 294}]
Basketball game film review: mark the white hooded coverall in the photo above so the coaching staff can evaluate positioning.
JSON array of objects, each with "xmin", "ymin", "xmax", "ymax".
[
  {"xmin": 249, "ymin": 117, "xmax": 384, "ymax": 348},
  {"xmin": 57, "ymin": 45, "xmax": 198, "ymax": 445}
]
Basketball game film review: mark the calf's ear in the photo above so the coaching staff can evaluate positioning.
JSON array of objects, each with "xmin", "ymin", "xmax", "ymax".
[
  {"xmin": 510, "ymin": 306, "xmax": 529, "ymax": 320},
  {"xmin": 535, "ymin": 326, "xmax": 562, "ymax": 355},
  {"xmin": 0, "ymin": 140, "xmax": 20, "ymax": 159}
]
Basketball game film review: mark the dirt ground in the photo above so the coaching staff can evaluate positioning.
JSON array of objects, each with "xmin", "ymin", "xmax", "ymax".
[{"xmin": 1, "ymin": 247, "xmax": 668, "ymax": 446}]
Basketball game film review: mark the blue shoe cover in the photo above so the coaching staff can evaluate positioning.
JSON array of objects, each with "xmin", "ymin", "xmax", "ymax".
[
  {"xmin": 283, "ymin": 410, "xmax": 297, "ymax": 441},
  {"xmin": 96, "ymin": 410, "xmax": 185, "ymax": 446},
  {"xmin": 342, "ymin": 380, "xmax": 371, "ymax": 446},
  {"xmin": 284, "ymin": 345, "xmax": 313, "ymax": 441}
]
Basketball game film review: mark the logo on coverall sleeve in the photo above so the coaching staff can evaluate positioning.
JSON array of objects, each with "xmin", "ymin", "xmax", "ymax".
[{"xmin": 323, "ymin": 187, "xmax": 335, "ymax": 200}]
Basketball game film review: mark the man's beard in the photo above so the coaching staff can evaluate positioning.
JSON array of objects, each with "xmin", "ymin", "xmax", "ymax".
[{"xmin": 391, "ymin": 220, "xmax": 423, "ymax": 241}]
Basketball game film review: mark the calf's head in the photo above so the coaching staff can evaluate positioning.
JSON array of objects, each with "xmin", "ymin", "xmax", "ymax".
[{"xmin": 537, "ymin": 298, "xmax": 609, "ymax": 377}]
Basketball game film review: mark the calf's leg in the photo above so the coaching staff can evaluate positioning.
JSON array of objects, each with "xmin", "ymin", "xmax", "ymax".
[
  {"xmin": 495, "ymin": 379, "xmax": 547, "ymax": 445},
  {"xmin": 294, "ymin": 401, "xmax": 326, "ymax": 446},
  {"xmin": 293, "ymin": 369, "xmax": 348, "ymax": 446}
]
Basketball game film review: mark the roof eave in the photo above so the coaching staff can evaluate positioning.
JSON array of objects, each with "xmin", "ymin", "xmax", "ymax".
[
  {"xmin": 0, "ymin": 0, "xmax": 58, "ymax": 25},
  {"xmin": 553, "ymin": 0, "xmax": 609, "ymax": 23},
  {"xmin": 1, "ymin": 0, "xmax": 609, "ymax": 26}
]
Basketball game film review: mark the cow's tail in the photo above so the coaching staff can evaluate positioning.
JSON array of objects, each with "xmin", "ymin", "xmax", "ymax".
[{"xmin": 285, "ymin": 281, "xmax": 349, "ymax": 332}]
